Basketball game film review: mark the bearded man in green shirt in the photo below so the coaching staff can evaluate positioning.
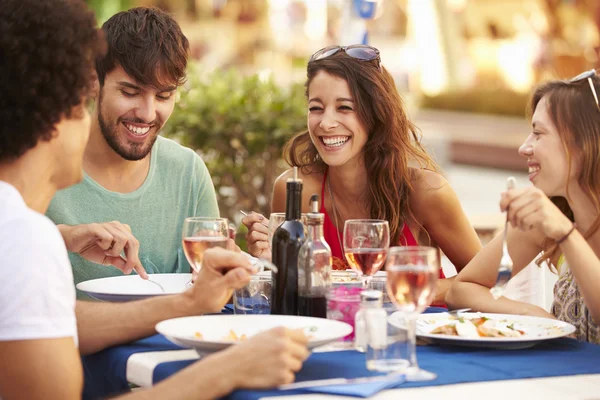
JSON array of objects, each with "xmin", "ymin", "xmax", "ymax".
[{"xmin": 47, "ymin": 7, "xmax": 220, "ymax": 293}]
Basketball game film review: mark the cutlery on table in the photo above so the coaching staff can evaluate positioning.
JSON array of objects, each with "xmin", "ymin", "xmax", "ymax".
[
  {"xmin": 490, "ymin": 176, "xmax": 516, "ymax": 300},
  {"xmin": 278, "ymin": 373, "xmax": 405, "ymax": 390}
]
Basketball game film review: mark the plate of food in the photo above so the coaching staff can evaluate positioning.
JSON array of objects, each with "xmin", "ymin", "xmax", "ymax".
[
  {"xmin": 155, "ymin": 315, "xmax": 354, "ymax": 355},
  {"xmin": 388, "ymin": 312, "xmax": 576, "ymax": 349}
]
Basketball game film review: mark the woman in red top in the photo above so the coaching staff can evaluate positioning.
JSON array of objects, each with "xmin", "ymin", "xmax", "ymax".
[{"xmin": 243, "ymin": 45, "xmax": 481, "ymax": 305}]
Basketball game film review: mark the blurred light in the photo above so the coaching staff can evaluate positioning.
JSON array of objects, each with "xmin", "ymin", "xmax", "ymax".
[
  {"xmin": 258, "ymin": 69, "xmax": 273, "ymax": 83},
  {"xmin": 268, "ymin": 0, "xmax": 292, "ymax": 50},
  {"xmin": 497, "ymin": 40, "xmax": 535, "ymax": 93},
  {"xmin": 407, "ymin": 0, "xmax": 448, "ymax": 96},
  {"xmin": 446, "ymin": 0, "xmax": 467, "ymax": 12},
  {"xmin": 304, "ymin": 0, "xmax": 328, "ymax": 41}
]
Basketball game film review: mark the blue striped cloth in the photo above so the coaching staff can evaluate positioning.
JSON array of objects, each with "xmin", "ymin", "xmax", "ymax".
[{"xmin": 81, "ymin": 307, "xmax": 600, "ymax": 399}]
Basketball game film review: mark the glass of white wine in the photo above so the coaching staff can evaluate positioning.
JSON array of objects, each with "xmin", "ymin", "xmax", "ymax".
[
  {"xmin": 182, "ymin": 217, "xmax": 229, "ymax": 273},
  {"xmin": 343, "ymin": 219, "xmax": 390, "ymax": 288},
  {"xmin": 385, "ymin": 246, "xmax": 439, "ymax": 381}
]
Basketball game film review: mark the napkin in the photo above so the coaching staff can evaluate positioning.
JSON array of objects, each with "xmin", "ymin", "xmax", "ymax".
[{"xmin": 281, "ymin": 374, "xmax": 406, "ymax": 398}]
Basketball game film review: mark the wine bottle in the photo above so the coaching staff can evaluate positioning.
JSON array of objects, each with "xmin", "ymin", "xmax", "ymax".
[
  {"xmin": 271, "ymin": 167, "xmax": 305, "ymax": 315},
  {"xmin": 297, "ymin": 194, "xmax": 331, "ymax": 318}
]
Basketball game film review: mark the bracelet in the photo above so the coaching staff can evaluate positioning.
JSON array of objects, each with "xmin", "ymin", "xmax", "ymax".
[{"xmin": 556, "ymin": 223, "xmax": 577, "ymax": 245}]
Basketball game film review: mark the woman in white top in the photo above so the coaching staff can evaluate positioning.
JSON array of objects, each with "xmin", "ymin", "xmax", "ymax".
[{"xmin": 446, "ymin": 70, "xmax": 600, "ymax": 344}]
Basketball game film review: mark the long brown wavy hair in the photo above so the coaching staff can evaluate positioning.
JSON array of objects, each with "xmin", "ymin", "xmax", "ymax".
[
  {"xmin": 529, "ymin": 73, "xmax": 600, "ymax": 268},
  {"xmin": 283, "ymin": 50, "xmax": 437, "ymax": 245}
]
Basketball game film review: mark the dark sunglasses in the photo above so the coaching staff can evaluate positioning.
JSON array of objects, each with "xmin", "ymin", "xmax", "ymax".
[
  {"xmin": 309, "ymin": 45, "xmax": 381, "ymax": 70},
  {"xmin": 569, "ymin": 69, "xmax": 599, "ymax": 111}
]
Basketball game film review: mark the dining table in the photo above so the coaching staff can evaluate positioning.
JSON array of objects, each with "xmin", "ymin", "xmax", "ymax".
[{"xmin": 81, "ymin": 306, "xmax": 600, "ymax": 400}]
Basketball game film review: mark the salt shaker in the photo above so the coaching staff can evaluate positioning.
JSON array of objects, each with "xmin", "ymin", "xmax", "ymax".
[{"xmin": 354, "ymin": 290, "xmax": 387, "ymax": 353}]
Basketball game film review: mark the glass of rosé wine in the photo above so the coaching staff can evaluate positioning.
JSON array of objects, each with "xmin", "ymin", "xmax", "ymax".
[
  {"xmin": 386, "ymin": 246, "xmax": 439, "ymax": 382},
  {"xmin": 182, "ymin": 217, "xmax": 230, "ymax": 273},
  {"xmin": 343, "ymin": 219, "xmax": 390, "ymax": 288}
]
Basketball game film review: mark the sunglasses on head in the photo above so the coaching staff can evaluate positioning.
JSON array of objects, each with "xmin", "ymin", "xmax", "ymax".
[
  {"xmin": 569, "ymin": 69, "xmax": 599, "ymax": 112},
  {"xmin": 309, "ymin": 45, "xmax": 381, "ymax": 70}
]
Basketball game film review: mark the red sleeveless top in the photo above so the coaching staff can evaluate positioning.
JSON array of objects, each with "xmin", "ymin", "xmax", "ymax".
[{"xmin": 319, "ymin": 170, "xmax": 446, "ymax": 281}]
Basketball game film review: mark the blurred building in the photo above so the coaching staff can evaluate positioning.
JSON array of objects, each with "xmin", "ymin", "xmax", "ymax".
[{"xmin": 89, "ymin": 0, "xmax": 599, "ymax": 109}]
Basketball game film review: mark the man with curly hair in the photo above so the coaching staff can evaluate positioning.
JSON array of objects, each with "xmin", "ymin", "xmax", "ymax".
[
  {"xmin": 46, "ymin": 7, "xmax": 221, "ymax": 290},
  {"xmin": 0, "ymin": 1, "xmax": 308, "ymax": 399}
]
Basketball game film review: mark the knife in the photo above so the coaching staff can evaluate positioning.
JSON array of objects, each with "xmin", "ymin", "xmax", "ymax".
[{"xmin": 278, "ymin": 373, "xmax": 405, "ymax": 390}]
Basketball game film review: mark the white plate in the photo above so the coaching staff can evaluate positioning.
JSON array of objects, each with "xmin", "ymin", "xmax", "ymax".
[
  {"xmin": 77, "ymin": 252, "xmax": 261, "ymax": 302},
  {"xmin": 389, "ymin": 312, "xmax": 576, "ymax": 349},
  {"xmin": 76, "ymin": 273, "xmax": 191, "ymax": 302},
  {"xmin": 156, "ymin": 314, "xmax": 353, "ymax": 355}
]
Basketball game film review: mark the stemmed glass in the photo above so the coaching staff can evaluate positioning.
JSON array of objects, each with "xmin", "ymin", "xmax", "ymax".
[
  {"xmin": 386, "ymin": 246, "xmax": 439, "ymax": 381},
  {"xmin": 182, "ymin": 217, "xmax": 229, "ymax": 273},
  {"xmin": 343, "ymin": 219, "xmax": 390, "ymax": 288}
]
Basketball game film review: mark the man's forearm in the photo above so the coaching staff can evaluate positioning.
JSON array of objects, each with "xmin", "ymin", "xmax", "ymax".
[
  {"xmin": 76, "ymin": 293, "xmax": 196, "ymax": 355},
  {"xmin": 116, "ymin": 350, "xmax": 236, "ymax": 400}
]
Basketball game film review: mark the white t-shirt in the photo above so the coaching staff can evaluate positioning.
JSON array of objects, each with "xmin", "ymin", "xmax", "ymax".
[{"xmin": 0, "ymin": 181, "xmax": 78, "ymax": 345}]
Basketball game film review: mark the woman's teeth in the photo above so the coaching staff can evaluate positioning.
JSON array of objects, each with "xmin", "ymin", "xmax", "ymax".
[
  {"xmin": 322, "ymin": 136, "xmax": 349, "ymax": 147},
  {"xmin": 125, "ymin": 123, "xmax": 150, "ymax": 136},
  {"xmin": 528, "ymin": 166, "xmax": 540, "ymax": 174}
]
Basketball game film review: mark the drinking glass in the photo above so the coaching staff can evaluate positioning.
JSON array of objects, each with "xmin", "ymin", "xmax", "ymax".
[
  {"xmin": 267, "ymin": 213, "xmax": 307, "ymax": 247},
  {"xmin": 326, "ymin": 285, "xmax": 362, "ymax": 342},
  {"xmin": 267, "ymin": 213, "xmax": 286, "ymax": 247},
  {"xmin": 182, "ymin": 217, "xmax": 229, "ymax": 272},
  {"xmin": 343, "ymin": 219, "xmax": 390, "ymax": 288},
  {"xmin": 233, "ymin": 274, "xmax": 271, "ymax": 314},
  {"xmin": 385, "ymin": 246, "xmax": 439, "ymax": 381}
]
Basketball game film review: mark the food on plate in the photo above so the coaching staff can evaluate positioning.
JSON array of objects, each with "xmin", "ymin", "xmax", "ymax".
[
  {"xmin": 193, "ymin": 329, "xmax": 248, "ymax": 341},
  {"xmin": 430, "ymin": 316, "xmax": 525, "ymax": 338},
  {"xmin": 193, "ymin": 327, "xmax": 317, "ymax": 342}
]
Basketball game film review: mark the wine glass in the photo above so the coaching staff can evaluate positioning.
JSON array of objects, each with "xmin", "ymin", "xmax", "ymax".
[
  {"xmin": 385, "ymin": 246, "xmax": 439, "ymax": 381},
  {"xmin": 267, "ymin": 213, "xmax": 287, "ymax": 248},
  {"xmin": 343, "ymin": 219, "xmax": 390, "ymax": 288},
  {"xmin": 182, "ymin": 217, "xmax": 229, "ymax": 273}
]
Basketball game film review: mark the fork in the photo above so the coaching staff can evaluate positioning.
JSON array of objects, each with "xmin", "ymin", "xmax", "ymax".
[
  {"xmin": 239, "ymin": 210, "xmax": 269, "ymax": 228},
  {"xmin": 147, "ymin": 278, "xmax": 166, "ymax": 293},
  {"xmin": 79, "ymin": 241, "xmax": 165, "ymax": 292},
  {"xmin": 448, "ymin": 308, "xmax": 471, "ymax": 317},
  {"xmin": 490, "ymin": 177, "xmax": 516, "ymax": 300},
  {"xmin": 185, "ymin": 259, "xmax": 278, "ymax": 288}
]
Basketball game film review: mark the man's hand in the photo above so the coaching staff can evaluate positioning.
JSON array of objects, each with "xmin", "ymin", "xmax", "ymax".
[
  {"xmin": 220, "ymin": 327, "xmax": 309, "ymax": 388},
  {"xmin": 185, "ymin": 248, "xmax": 254, "ymax": 314},
  {"xmin": 58, "ymin": 222, "xmax": 148, "ymax": 279}
]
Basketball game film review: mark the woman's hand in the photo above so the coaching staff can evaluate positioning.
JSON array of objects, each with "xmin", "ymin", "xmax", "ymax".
[
  {"xmin": 241, "ymin": 212, "xmax": 271, "ymax": 261},
  {"xmin": 500, "ymin": 187, "xmax": 573, "ymax": 241}
]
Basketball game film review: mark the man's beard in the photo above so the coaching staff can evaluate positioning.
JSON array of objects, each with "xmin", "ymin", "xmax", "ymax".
[{"xmin": 97, "ymin": 95, "xmax": 159, "ymax": 161}]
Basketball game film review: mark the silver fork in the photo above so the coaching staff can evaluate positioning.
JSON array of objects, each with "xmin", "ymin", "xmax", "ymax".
[
  {"xmin": 185, "ymin": 260, "xmax": 278, "ymax": 288},
  {"xmin": 147, "ymin": 277, "xmax": 166, "ymax": 293},
  {"xmin": 490, "ymin": 177, "xmax": 516, "ymax": 300}
]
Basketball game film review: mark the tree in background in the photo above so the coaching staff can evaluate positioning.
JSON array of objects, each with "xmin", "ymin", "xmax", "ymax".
[
  {"xmin": 164, "ymin": 67, "xmax": 307, "ymax": 223},
  {"xmin": 85, "ymin": 0, "xmax": 135, "ymax": 23}
]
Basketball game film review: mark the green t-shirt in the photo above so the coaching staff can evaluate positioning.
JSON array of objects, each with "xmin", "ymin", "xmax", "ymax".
[{"xmin": 47, "ymin": 136, "xmax": 219, "ymax": 296}]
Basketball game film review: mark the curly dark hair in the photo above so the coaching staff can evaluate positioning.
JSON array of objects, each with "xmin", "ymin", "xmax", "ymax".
[
  {"xmin": 96, "ymin": 7, "xmax": 190, "ymax": 89},
  {"xmin": 0, "ymin": 0, "xmax": 105, "ymax": 162}
]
